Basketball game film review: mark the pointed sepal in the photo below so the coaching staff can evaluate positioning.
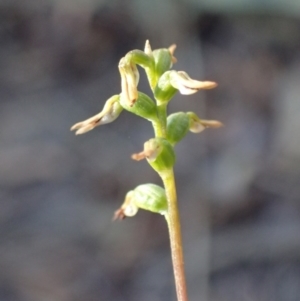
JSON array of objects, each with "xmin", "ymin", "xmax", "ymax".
[{"xmin": 70, "ymin": 95, "xmax": 122, "ymax": 135}]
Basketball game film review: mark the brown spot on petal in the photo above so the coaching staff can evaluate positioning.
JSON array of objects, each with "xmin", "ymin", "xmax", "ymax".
[
  {"xmin": 129, "ymin": 98, "xmax": 137, "ymax": 107},
  {"xmin": 112, "ymin": 208, "xmax": 126, "ymax": 221}
]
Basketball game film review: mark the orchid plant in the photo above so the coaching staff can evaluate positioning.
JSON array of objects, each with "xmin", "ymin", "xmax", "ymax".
[{"xmin": 71, "ymin": 40, "xmax": 222, "ymax": 301}]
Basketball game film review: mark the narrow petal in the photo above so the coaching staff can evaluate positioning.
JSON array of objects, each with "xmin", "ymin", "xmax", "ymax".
[
  {"xmin": 70, "ymin": 95, "xmax": 122, "ymax": 135},
  {"xmin": 119, "ymin": 57, "xmax": 131, "ymax": 105},
  {"xmin": 189, "ymin": 119, "xmax": 223, "ymax": 133},
  {"xmin": 169, "ymin": 71, "xmax": 217, "ymax": 95},
  {"xmin": 71, "ymin": 115, "xmax": 103, "ymax": 135},
  {"xmin": 187, "ymin": 112, "xmax": 223, "ymax": 133},
  {"xmin": 118, "ymin": 57, "xmax": 139, "ymax": 106},
  {"xmin": 199, "ymin": 119, "xmax": 224, "ymax": 128},
  {"xmin": 177, "ymin": 71, "xmax": 217, "ymax": 89},
  {"xmin": 168, "ymin": 44, "xmax": 177, "ymax": 64},
  {"xmin": 128, "ymin": 63, "xmax": 139, "ymax": 101},
  {"xmin": 144, "ymin": 40, "xmax": 153, "ymax": 56},
  {"xmin": 189, "ymin": 122, "xmax": 205, "ymax": 133}
]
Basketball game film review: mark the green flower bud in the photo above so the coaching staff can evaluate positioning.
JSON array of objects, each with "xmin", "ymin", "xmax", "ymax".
[
  {"xmin": 132, "ymin": 138, "xmax": 175, "ymax": 173},
  {"xmin": 113, "ymin": 184, "xmax": 167, "ymax": 220},
  {"xmin": 142, "ymin": 41, "xmax": 177, "ymax": 90},
  {"xmin": 154, "ymin": 71, "xmax": 178, "ymax": 104},
  {"xmin": 120, "ymin": 92, "xmax": 158, "ymax": 122},
  {"xmin": 153, "ymin": 48, "xmax": 173, "ymax": 79},
  {"xmin": 166, "ymin": 112, "xmax": 190, "ymax": 145},
  {"xmin": 134, "ymin": 184, "xmax": 167, "ymax": 214}
]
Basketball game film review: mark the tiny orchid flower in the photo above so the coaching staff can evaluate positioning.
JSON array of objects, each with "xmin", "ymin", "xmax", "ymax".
[
  {"xmin": 70, "ymin": 95, "xmax": 122, "ymax": 135},
  {"xmin": 113, "ymin": 191, "xmax": 137, "ymax": 221},
  {"xmin": 132, "ymin": 138, "xmax": 175, "ymax": 173},
  {"xmin": 187, "ymin": 112, "xmax": 223, "ymax": 133},
  {"xmin": 113, "ymin": 183, "xmax": 167, "ymax": 221},
  {"xmin": 169, "ymin": 71, "xmax": 217, "ymax": 95},
  {"xmin": 131, "ymin": 139, "xmax": 162, "ymax": 161},
  {"xmin": 118, "ymin": 57, "xmax": 139, "ymax": 107}
]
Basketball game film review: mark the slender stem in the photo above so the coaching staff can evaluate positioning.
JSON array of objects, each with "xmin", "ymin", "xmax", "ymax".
[
  {"xmin": 160, "ymin": 169, "xmax": 189, "ymax": 301},
  {"xmin": 152, "ymin": 100, "xmax": 189, "ymax": 301},
  {"xmin": 152, "ymin": 120, "xmax": 164, "ymax": 137},
  {"xmin": 152, "ymin": 102, "xmax": 167, "ymax": 137},
  {"xmin": 156, "ymin": 103, "xmax": 167, "ymax": 137}
]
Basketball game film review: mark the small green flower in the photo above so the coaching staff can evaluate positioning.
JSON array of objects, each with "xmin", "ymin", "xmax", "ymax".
[
  {"xmin": 153, "ymin": 47, "xmax": 175, "ymax": 79},
  {"xmin": 113, "ymin": 183, "xmax": 167, "ymax": 220},
  {"xmin": 70, "ymin": 95, "xmax": 122, "ymax": 135},
  {"xmin": 169, "ymin": 71, "xmax": 217, "ymax": 94},
  {"xmin": 187, "ymin": 112, "xmax": 223, "ymax": 133},
  {"xmin": 143, "ymin": 41, "xmax": 177, "ymax": 89},
  {"xmin": 166, "ymin": 112, "xmax": 190, "ymax": 145},
  {"xmin": 132, "ymin": 137, "xmax": 175, "ymax": 172},
  {"xmin": 154, "ymin": 70, "xmax": 217, "ymax": 103},
  {"xmin": 154, "ymin": 71, "xmax": 178, "ymax": 103}
]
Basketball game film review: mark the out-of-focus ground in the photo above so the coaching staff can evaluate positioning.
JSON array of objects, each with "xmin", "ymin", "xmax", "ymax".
[{"xmin": 0, "ymin": 1, "xmax": 300, "ymax": 301}]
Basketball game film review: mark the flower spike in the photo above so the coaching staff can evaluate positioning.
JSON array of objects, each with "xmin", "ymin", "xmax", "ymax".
[
  {"xmin": 70, "ymin": 95, "xmax": 122, "ymax": 135},
  {"xmin": 70, "ymin": 40, "xmax": 221, "ymax": 301}
]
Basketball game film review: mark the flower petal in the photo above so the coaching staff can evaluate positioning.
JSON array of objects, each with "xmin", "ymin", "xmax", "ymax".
[
  {"xmin": 131, "ymin": 139, "xmax": 162, "ymax": 161},
  {"xmin": 169, "ymin": 71, "xmax": 217, "ymax": 95},
  {"xmin": 144, "ymin": 40, "xmax": 153, "ymax": 56},
  {"xmin": 70, "ymin": 95, "xmax": 122, "ymax": 135},
  {"xmin": 119, "ymin": 57, "xmax": 139, "ymax": 106},
  {"xmin": 168, "ymin": 44, "xmax": 177, "ymax": 64},
  {"xmin": 187, "ymin": 112, "xmax": 223, "ymax": 133}
]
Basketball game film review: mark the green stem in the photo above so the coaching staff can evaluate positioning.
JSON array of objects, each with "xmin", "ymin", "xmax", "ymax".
[
  {"xmin": 156, "ymin": 103, "xmax": 167, "ymax": 137},
  {"xmin": 152, "ymin": 120, "xmax": 164, "ymax": 137},
  {"xmin": 160, "ymin": 169, "xmax": 189, "ymax": 301},
  {"xmin": 152, "ymin": 100, "xmax": 188, "ymax": 301}
]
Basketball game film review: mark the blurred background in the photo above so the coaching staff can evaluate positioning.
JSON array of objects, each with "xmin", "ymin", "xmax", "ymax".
[{"xmin": 0, "ymin": 0, "xmax": 300, "ymax": 300}]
